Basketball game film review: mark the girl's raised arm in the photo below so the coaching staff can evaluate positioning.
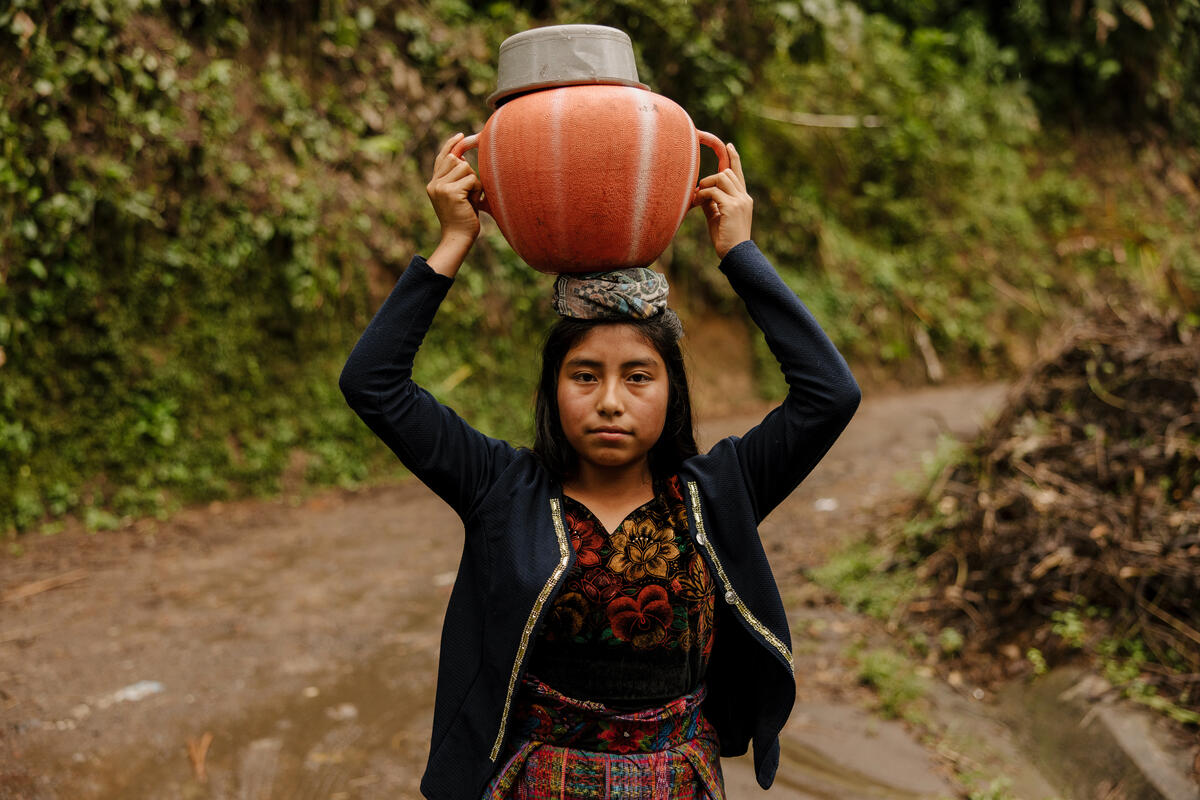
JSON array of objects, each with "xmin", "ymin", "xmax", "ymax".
[
  {"xmin": 695, "ymin": 146, "xmax": 861, "ymax": 521},
  {"xmin": 339, "ymin": 136, "xmax": 515, "ymax": 519}
]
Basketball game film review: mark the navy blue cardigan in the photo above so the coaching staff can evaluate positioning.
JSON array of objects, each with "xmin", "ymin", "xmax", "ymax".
[{"xmin": 339, "ymin": 240, "xmax": 860, "ymax": 799}]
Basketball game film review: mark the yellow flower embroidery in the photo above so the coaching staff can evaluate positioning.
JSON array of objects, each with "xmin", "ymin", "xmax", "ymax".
[{"xmin": 607, "ymin": 518, "xmax": 681, "ymax": 581}]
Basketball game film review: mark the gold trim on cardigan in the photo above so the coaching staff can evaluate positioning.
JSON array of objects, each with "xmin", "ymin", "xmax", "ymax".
[
  {"xmin": 490, "ymin": 497, "xmax": 572, "ymax": 761},
  {"xmin": 687, "ymin": 481, "xmax": 794, "ymax": 672}
]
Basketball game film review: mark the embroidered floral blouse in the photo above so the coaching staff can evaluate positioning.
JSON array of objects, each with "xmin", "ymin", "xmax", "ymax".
[{"xmin": 526, "ymin": 476, "xmax": 716, "ymax": 709}]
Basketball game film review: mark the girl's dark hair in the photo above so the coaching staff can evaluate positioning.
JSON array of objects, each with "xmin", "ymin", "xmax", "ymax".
[{"xmin": 533, "ymin": 315, "xmax": 698, "ymax": 482}]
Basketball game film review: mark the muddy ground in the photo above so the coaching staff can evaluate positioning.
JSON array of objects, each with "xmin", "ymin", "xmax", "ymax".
[{"xmin": 0, "ymin": 375, "xmax": 1013, "ymax": 799}]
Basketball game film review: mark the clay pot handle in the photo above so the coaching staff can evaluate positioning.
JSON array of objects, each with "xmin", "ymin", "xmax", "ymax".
[
  {"xmin": 698, "ymin": 130, "xmax": 731, "ymax": 173},
  {"xmin": 449, "ymin": 133, "xmax": 492, "ymax": 216},
  {"xmin": 691, "ymin": 130, "xmax": 732, "ymax": 208}
]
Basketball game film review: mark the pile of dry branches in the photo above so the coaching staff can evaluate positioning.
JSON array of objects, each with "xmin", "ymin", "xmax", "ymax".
[{"xmin": 899, "ymin": 306, "xmax": 1200, "ymax": 711}]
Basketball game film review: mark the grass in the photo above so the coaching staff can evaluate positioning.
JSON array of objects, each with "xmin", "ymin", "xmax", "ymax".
[
  {"xmin": 809, "ymin": 539, "xmax": 922, "ymax": 622},
  {"xmin": 852, "ymin": 645, "xmax": 929, "ymax": 724}
]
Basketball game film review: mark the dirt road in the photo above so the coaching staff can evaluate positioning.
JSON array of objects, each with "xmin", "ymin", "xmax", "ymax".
[{"xmin": 1, "ymin": 382, "xmax": 1013, "ymax": 799}]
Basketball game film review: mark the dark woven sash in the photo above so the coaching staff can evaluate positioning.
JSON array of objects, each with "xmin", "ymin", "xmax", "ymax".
[
  {"xmin": 513, "ymin": 672, "xmax": 708, "ymax": 752},
  {"xmin": 484, "ymin": 673, "xmax": 725, "ymax": 799}
]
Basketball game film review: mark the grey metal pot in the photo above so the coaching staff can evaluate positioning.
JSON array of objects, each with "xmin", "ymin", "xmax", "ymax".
[{"xmin": 487, "ymin": 24, "xmax": 649, "ymax": 108}]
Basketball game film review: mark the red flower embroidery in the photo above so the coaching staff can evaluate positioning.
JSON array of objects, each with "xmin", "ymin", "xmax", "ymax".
[
  {"xmin": 597, "ymin": 723, "xmax": 646, "ymax": 754},
  {"xmin": 566, "ymin": 514, "xmax": 604, "ymax": 567},
  {"xmin": 579, "ymin": 568, "xmax": 622, "ymax": 605},
  {"xmin": 608, "ymin": 585, "xmax": 673, "ymax": 649},
  {"xmin": 655, "ymin": 477, "xmax": 689, "ymax": 533}
]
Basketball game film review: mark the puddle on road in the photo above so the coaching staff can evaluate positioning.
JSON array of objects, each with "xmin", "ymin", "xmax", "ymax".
[
  {"xmin": 107, "ymin": 639, "xmax": 436, "ymax": 800},
  {"xmin": 29, "ymin": 598, "xmax": 962, "ymax": 800},
  {"xmin": 771, "ymin": 745, "xmax": 934, "ymax": 800},
  {"xmin": 99, "ymin": 676, "xmax": 943, "ymax": 800},
  {"xmin": 62, "ymin": 656, "xmax": 936, "ymax": 800}
]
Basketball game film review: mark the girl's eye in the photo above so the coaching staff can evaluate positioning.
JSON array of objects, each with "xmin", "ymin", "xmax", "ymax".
[
  {"xmin": 628, "ymin": 373, "xmax": 653, "ymax": 384},
  {"xmin": 573, "ymin": 372, "xmax": 597, "ymax": 383}
]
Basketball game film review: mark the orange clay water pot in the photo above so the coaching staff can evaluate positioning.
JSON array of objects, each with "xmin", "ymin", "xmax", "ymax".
[{"xmin": 451, "ymin": 84, "xmax": 729, "ymax": 274}]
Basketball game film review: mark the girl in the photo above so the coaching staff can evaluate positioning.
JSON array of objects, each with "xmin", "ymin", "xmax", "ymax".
[{"xmin": 340, "ymin": 133, "xmax": 860, "ymax": 799}]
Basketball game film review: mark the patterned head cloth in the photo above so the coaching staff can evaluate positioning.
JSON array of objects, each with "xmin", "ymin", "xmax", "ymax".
[{"xmin": 552, "ymin": 268, "xmax": 684, "ymax": 339}]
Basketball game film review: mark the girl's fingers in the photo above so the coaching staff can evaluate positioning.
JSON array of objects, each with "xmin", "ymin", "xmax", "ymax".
[
  {"xmin": 434, "ymin": 153, "xmax": 465, "ymax": 180},
  {"xmin": 696, "ymin": 181, "xmax": 752, "ymax": 217},
  {"xmin": 432, "ymin": 133, "xmax": 467, "ymax": 179},
  {"xmin": 442, "ymin": 158, "xmax": 476, "ymax": 182},
  {"xmin": 728, "ymin": 143, "xmax": 746, "ymax": 189},
  {"xmin": 444, "ymin": 172, "xmax": 483, "ymax": 196},
  {"xmin": 432, "ymin": 153, "xmax": 476, "ymax": 186},
  {"xmin": 431, "ymin": 156, "xmax": 452, "ymax": 181},
  {"xmin": 698, "ymin": 170, "xmax": 742, "ymax": 194},
  {"xmin": 694, "ymin": 186, "xmax": 734, "ymax": 208},
  {"xmin": 437, "ymin": 133, "xmax": 463, "ymax": 159}
]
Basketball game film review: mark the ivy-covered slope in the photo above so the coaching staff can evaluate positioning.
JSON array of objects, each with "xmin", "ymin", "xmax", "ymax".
[
  {"xmin": 1, "ymin": 0, "xmax": 1197, "ymax": 535},
  {"xmin": 1, "ymin": 0, "xmax": 545, "ymax": 532}
]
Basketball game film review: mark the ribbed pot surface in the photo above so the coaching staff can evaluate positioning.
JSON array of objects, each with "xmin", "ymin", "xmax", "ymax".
[{"xmin": 478, "ymin": 85, "xmax": 700, "ymax": 274}]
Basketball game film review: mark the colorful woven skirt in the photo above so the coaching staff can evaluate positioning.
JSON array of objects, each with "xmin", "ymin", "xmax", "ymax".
[{"xmin": 483, "ymin": 674, "xmax": 725, "ymax": 800}]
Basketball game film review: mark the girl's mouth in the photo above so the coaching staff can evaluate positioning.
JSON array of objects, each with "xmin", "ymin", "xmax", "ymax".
[{"xmin": 590, "ymin": 427, "xmax": 632, "ymax": 440}]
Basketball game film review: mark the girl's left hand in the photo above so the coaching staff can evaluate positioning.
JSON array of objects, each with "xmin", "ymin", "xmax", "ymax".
[{"xmin": 695, "ymin": 143, "xmax": 752, "ymax": 259}]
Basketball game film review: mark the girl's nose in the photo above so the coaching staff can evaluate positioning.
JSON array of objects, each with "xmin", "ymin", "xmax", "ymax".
[{"xmin": 596, "ymin": 377, "xmax": 624, "ymax": 416}]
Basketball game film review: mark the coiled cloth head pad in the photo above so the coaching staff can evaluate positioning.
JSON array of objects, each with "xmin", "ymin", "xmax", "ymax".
[{"xmin": 551, "ymin": 268, "xmax": 683, "ymax": 339}]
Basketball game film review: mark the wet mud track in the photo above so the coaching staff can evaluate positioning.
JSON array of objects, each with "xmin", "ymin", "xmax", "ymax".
[{"xmin": 1, "ymin": 383, "xmax": 1010, "ymax": 799}]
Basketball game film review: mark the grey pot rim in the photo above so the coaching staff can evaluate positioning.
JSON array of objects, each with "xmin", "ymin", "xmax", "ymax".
[
  {"xmin": 498, "ymin": 23, "xmax": 633, "ymax": 50},
  {"xmin": 487, "ymin": 77, "xmax": 651, "ymax": 109}
]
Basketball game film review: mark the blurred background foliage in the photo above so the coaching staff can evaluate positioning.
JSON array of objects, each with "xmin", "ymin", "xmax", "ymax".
[{"xmin": 1, "ymin": 0, "xmax": 1198, "ymax": 536}]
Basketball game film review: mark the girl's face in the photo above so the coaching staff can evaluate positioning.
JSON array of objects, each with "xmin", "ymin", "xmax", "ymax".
[{"xmin": 556, "ymin": 324, "xmax": 669, "ymax": 475}]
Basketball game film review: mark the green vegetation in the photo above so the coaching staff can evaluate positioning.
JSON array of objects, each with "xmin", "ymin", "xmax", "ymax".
[
  {"xmin": 964, "ymin": 777, "xmax": 1018, "ymax": 800},
  {"xmin": 1097, "ymin": 636, "xmax": 1200, "ymax": 725},
  {"xmin": 2, "ymin": 0, "xmax": 1198, "ymax": 535},
  {"xmin": 810, "ymin": 540, "xmax": 921, "ymax": 621},
  {"xmin": 853, "ymin": 645, "xmax": 928, "ymax": 723},
  {"xmin": 857, "ymin": 0, "xmax": 1200, "ymax": 145},
  {"xmin": 1, "ymin": 0, "xmax": 551, "ymax": 532},
  {"xmin": 1032, "ymin": 601, "xmax": 1198, "ymax": 721}
]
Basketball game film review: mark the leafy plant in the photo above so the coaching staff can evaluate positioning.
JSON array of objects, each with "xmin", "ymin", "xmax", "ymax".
[
  {"xmin": 810, "ymin": 540, "xmax": 921, "ymax": 620},
  {"xmin": 857, "ymin": 0, "xmax": 1200, "ymax": 146},
  {"xmin": 1050, "ymin": 608, "xmax": 1087, "ymax": 649},
  {"xmin": 855, "ymin": 646, "xmax": 928, "ymax": 722}
]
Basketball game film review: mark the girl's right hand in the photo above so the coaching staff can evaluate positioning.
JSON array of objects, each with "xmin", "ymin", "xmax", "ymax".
[{"xmin": 427, "ymin": 133, "xmax": 484, "ymax": 247}]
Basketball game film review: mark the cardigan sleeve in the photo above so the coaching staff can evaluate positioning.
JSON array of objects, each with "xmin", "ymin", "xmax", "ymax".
[
  {"xmin": 718, "ymin": 240, "xmax": 861, "ymax": 523},
  {"xmin": 338, "ymin": 255, "xmax": 518, "ymax": 519}
]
